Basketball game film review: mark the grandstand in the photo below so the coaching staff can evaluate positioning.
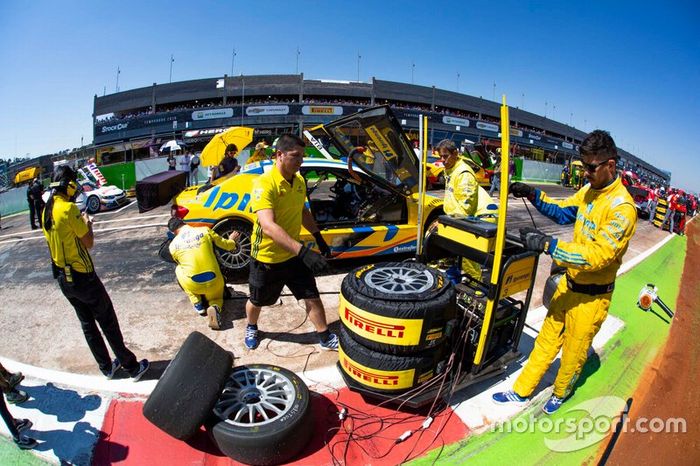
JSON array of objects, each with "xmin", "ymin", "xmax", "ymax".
[
  {"xmin": 91, "ymin": 74, "xmax": 668, "ymax": 185},
  {"xmin": 0, "ymin": 73, "xmax": 670, "ymax": 190}
]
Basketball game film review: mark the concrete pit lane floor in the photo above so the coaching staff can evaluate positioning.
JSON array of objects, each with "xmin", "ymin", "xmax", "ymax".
[{"xmin": 0, "ymin": 185, "xmax": 670, "ymax": 379}]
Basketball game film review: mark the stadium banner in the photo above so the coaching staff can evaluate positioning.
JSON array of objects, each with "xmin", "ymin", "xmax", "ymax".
[
  {"xmin": 192, "ymin": 108, "xmax": 234, "ymax": 120},
  {"xmin": 476, "ymin": 121, "xmax": 499, "ymax": 132},
  {"xmin": 443, "ymin": 115, "xmax": 470, "ymax": 127},
  {"xmin": 301, "ymin": 105, "xmax": 343, "ymax": 116},
  {"xmin": 245, "ymin": 105, "xmax": 289, "ymax": 116},
  {"xmin": 562, "ymin": 141, "xmax": 574, "ymax": 150},
  {"xmin": 510, "ymin": 128, "xmax": 523, "ymax": 137}
]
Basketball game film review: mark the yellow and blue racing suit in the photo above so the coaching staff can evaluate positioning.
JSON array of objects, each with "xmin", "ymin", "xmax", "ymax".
[
  {"xmin": 513, "ymin": 176, "xmax": 637, "ymax": 399},
  {"xmin": 169, "ymin": 225, "xmax": 236, "ymax": 308}
]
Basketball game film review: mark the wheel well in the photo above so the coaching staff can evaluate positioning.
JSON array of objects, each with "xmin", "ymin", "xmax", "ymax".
[
  {"xmin": 424, "ymin": 208, "xmax": 444, "ymax": 231},
  {"xmin": 212, "ymin": 217, "xmax": 253, "ymax": 231}
]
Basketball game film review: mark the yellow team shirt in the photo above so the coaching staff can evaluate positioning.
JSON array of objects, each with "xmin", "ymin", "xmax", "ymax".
[
  {"xmin": 250, "ymin": 164, "xmax": 307, "ymax": 264},
  {"xmin": 42, "ymin": 195, "xmax": 94, "ymax": 273},
  {"xmin": 246, "ymin": 149, "xmax": 268, "ymax": 165},
  {"xmin": 169, "ymin": 225, "xmax": 235, "ymax": 282}
]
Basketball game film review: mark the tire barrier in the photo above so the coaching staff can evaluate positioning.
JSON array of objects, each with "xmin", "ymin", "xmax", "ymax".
[
  {"xmin": 339, "ymin": 261, "xmax": 456, "ymax": 354},
  {"xmin": 210, "ymin": 364, "xmax": 313, "ymax": 466},
  {"xmin": 143, "ymin": 332, "xmax": 233, "ymax": 440},
  {"xmin": 653, "ymin": 197, "xmax": 668, "ymax": 229}
]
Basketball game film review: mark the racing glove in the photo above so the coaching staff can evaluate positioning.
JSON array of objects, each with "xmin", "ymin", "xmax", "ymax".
[
  {"xmin": 313, "ymin": 231, "xmax": 332, "ymax": 258},
  {"xmin": 519, "ymin": 227, "xmax": 554, "ymax": 254},
  {"xmin": 298, "ymin": 243, "xmax": 329, "ymax": 274},
  {"xmin": 510, "ymin": 182, "xmax": 535, "ymax": 200}
]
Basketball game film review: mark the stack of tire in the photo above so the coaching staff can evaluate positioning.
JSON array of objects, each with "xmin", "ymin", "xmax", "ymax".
[
  {"xmin": 652, "ymin": 196, "xmax": 669, "ymax": 230},
  {"xmin": 143, "ymin": 332, "xmax": 313, "ymax": 465},
  {"xmin": 338, "ymin": 261, "xmax": 456, "ymax": 395}
]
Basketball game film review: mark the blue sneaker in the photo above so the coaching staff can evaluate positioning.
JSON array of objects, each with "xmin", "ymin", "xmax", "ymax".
[
  {"xmin": 319, "ymin": 333, "xmax": 338, "ymax": 351},
  {"xmin": 492, "ymin": 390, "xmax": 528, "ymax": 405},
  {"xmin": 245, "ymin": 325, "xmax": 260, "ymax": 350},
  {"xmin": 194, "ymin": 302, "xmax": 207, "ymax": 316},
  {"xmin": 130, "ymin": 359, "xmax": 150, "ymax": 382},
  {"xmin": 542, "ymin": 395, "xmax": 564, "ymax": 415},
  {"xmin": 102, "ymin": 359, "xmax": 122, "ymax": 380}
]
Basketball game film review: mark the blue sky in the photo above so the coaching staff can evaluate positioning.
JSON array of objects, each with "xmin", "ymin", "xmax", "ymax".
[{"xmin": 1, "ymin": 0, "xmax": 698, "ymax": 191}]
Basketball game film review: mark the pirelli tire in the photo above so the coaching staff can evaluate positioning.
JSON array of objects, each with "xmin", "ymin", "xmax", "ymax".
[
  {"xmin": 339, "ymin": 261, "xmax": 456, "ymax": 355},
  {"xmin": 143, "ymin": 331, "xmax": 233, "ymax": 440},
  {"xmin": 209, "ymin": 364, "xmax": 312, "ymax": 466},
  {"xmin": 338, "ymin": 325, "xmax": 447, "ymax": 394}
]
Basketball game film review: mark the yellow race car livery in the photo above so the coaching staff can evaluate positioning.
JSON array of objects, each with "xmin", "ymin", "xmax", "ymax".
[{"xmin": 171, "ymin": 106, "xmax": 445, "ymax": 279}]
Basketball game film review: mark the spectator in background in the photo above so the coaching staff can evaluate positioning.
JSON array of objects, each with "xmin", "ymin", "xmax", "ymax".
[
  {"xmin": 190, "ymin": 152, "xmax": 201, "ymax": 185},
  {"xmin": 27, "ymin": 178, "xmax": 45, "ymax": 230},
  {"xmin": 246, "ymin": 142, "xmax": 270, "ymax": 165},
  {"xmin": 217, "ymin": 144, "xmax": 240, "ymax": 178},
  {"xmin": 489, "ymin": 154, "xmax": 501, "ymax": 196},
  {"xmin": 180, "ymin": 152, "xmax": 192, "ymax": 186}
]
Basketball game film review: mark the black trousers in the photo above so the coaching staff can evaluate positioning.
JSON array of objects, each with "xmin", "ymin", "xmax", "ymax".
[
  {"xmin": 57, "ymin": 272, "xmax": 138, "ymax": 375},
  {"xmin": 0, "ymin": 395, "xmax": 19, "ymax": 440}
]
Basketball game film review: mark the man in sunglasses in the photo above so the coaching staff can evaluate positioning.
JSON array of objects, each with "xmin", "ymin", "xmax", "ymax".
[{"xmin": 493, "ymin": 130, "xmax": 636, "ymax": 414}]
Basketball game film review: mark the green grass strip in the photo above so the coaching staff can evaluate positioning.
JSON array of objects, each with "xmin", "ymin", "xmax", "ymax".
[
  {"xmin": 411, "ymin": 234, "xmax": 687, "ymax": 465},
  {"xmin": 0, "ymin": 437, "xmax": 50, "ymax": 466}
]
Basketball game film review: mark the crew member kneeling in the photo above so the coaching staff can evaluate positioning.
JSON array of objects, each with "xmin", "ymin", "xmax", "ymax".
[
  {"xmin": 244, "ymin": 134, "xmax": 337, "ymax": 351},
  {"xmin": 167, "ymin": 217, "xmax": 238, "ymax": 330},
  {"xmin": 492, "ymin": 130, "xmax": 636, "ymax": 414},
  {"xmin": 42, "ymin": 166, "xmax": 149, "ymax": 381}
]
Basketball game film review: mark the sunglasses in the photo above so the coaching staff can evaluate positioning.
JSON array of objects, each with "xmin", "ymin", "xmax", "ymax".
[{"xmin": 582, "ymin": 158, "xmax": 614, "ymax": 172}]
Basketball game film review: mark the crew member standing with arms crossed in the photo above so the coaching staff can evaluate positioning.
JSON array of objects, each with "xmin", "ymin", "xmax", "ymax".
[
  {"xmin": 244, "ymin": 134, "xmax": 337, "ymax": 351},
  {"xmin": 493, "ymin": 130, "xmax": 636, "ymax": 414},
  {"xmin": 42, "ymin": 166, "xmax": 149, "ymax": 381}
]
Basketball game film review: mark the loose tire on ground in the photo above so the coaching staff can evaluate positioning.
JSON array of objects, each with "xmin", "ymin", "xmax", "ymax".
[
  {"xmin": 143, "ymin": 331, "xmax": 233, "ymax": 440},
  {"xmin": 212, "ymin": 218, "xmax": 253, "ymax": 281},
  {"xmin": 338, "ymin": 325, "xmax": 447, "ymax": 394},
  {"xmin": 210, "ymin": 364, "xmax": 312, "ymax": 465},
  {"xmin": 339, "ymin": 261, "xmax": 455, "ymax": 354}
]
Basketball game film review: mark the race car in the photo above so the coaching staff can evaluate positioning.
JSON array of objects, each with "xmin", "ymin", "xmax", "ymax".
[
  {"xmin": 626, "ymin": 184, "xmax": 654, "ymax": 219},
  {"xmin": 171, "ymin": 106, "xmax": 445, "ymax": 279},
  {"xmin": 41, "ymin": 180, "xmax": 129, "ymax": 214},
  {"xmin": 78, "ymin": 180, "xmax": 130, "ymax": 214}
]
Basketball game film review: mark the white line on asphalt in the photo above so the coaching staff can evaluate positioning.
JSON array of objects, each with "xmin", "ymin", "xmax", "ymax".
[
  {"xmin": 0, "ymin": 222, "xmax": 166, "ymax": 245},
  {"xmin": 93, "ymin": 213, "xmax": 171, "ymax": 225}
]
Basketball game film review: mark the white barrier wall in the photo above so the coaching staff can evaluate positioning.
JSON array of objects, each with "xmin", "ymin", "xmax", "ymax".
[
  {"xmin": 0, "ymin": 186, "xmax": 29, "ymax": 217},
  {"xmin": 136, "ymin": 152, "xmax": 251, "ymax": 184},
  {"xmin": 521, "ymin": 160, "xmax": 563, "ymax": 183}
]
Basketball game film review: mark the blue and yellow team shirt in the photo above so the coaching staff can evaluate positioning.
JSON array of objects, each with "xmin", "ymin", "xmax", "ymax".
[
  {"xmin": 42, "ymin": 195, "xmax": 94, "ymax": 273},
  {"xmin": 533, "ymin": 176, "xmax": 637, "ymax": 285},
  {"xmin": 169, "ymin": 225, "xmax": 235, "ymax": 281},
  {"xmin": 250, "ymin": 164, "xmax": 307, "ymax": 264}
]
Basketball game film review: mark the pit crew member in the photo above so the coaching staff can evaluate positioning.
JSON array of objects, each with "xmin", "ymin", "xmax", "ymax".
[
  {"xmin": 244, "ymin": 134, "xmax": 337, "ymax": 351},
  {"xmin": 42, "ymin": 166, "xmax": 149, "ymax": 381},
  {"xmin": 493, "ymin": 130, "xmax": 637, "ymax": 414},
  {"xmin": 167, "ymin": 217, "xmax": 238, "ymax": 330}
]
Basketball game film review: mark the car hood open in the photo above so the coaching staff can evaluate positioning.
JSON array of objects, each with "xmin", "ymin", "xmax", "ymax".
[{"xmin": 320, "ymin": 106, "xmax": 420, "ymax": 197}]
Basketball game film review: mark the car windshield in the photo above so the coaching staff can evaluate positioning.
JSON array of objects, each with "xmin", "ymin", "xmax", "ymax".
[{"xmin": 324, "ymin": 106, "xmax": 419, "ymax": 195}]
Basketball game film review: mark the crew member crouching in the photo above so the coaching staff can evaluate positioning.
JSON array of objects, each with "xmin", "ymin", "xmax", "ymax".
[{"xmin": 167, "ymin": 217, "xmax": 239, "ymax": 330}]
